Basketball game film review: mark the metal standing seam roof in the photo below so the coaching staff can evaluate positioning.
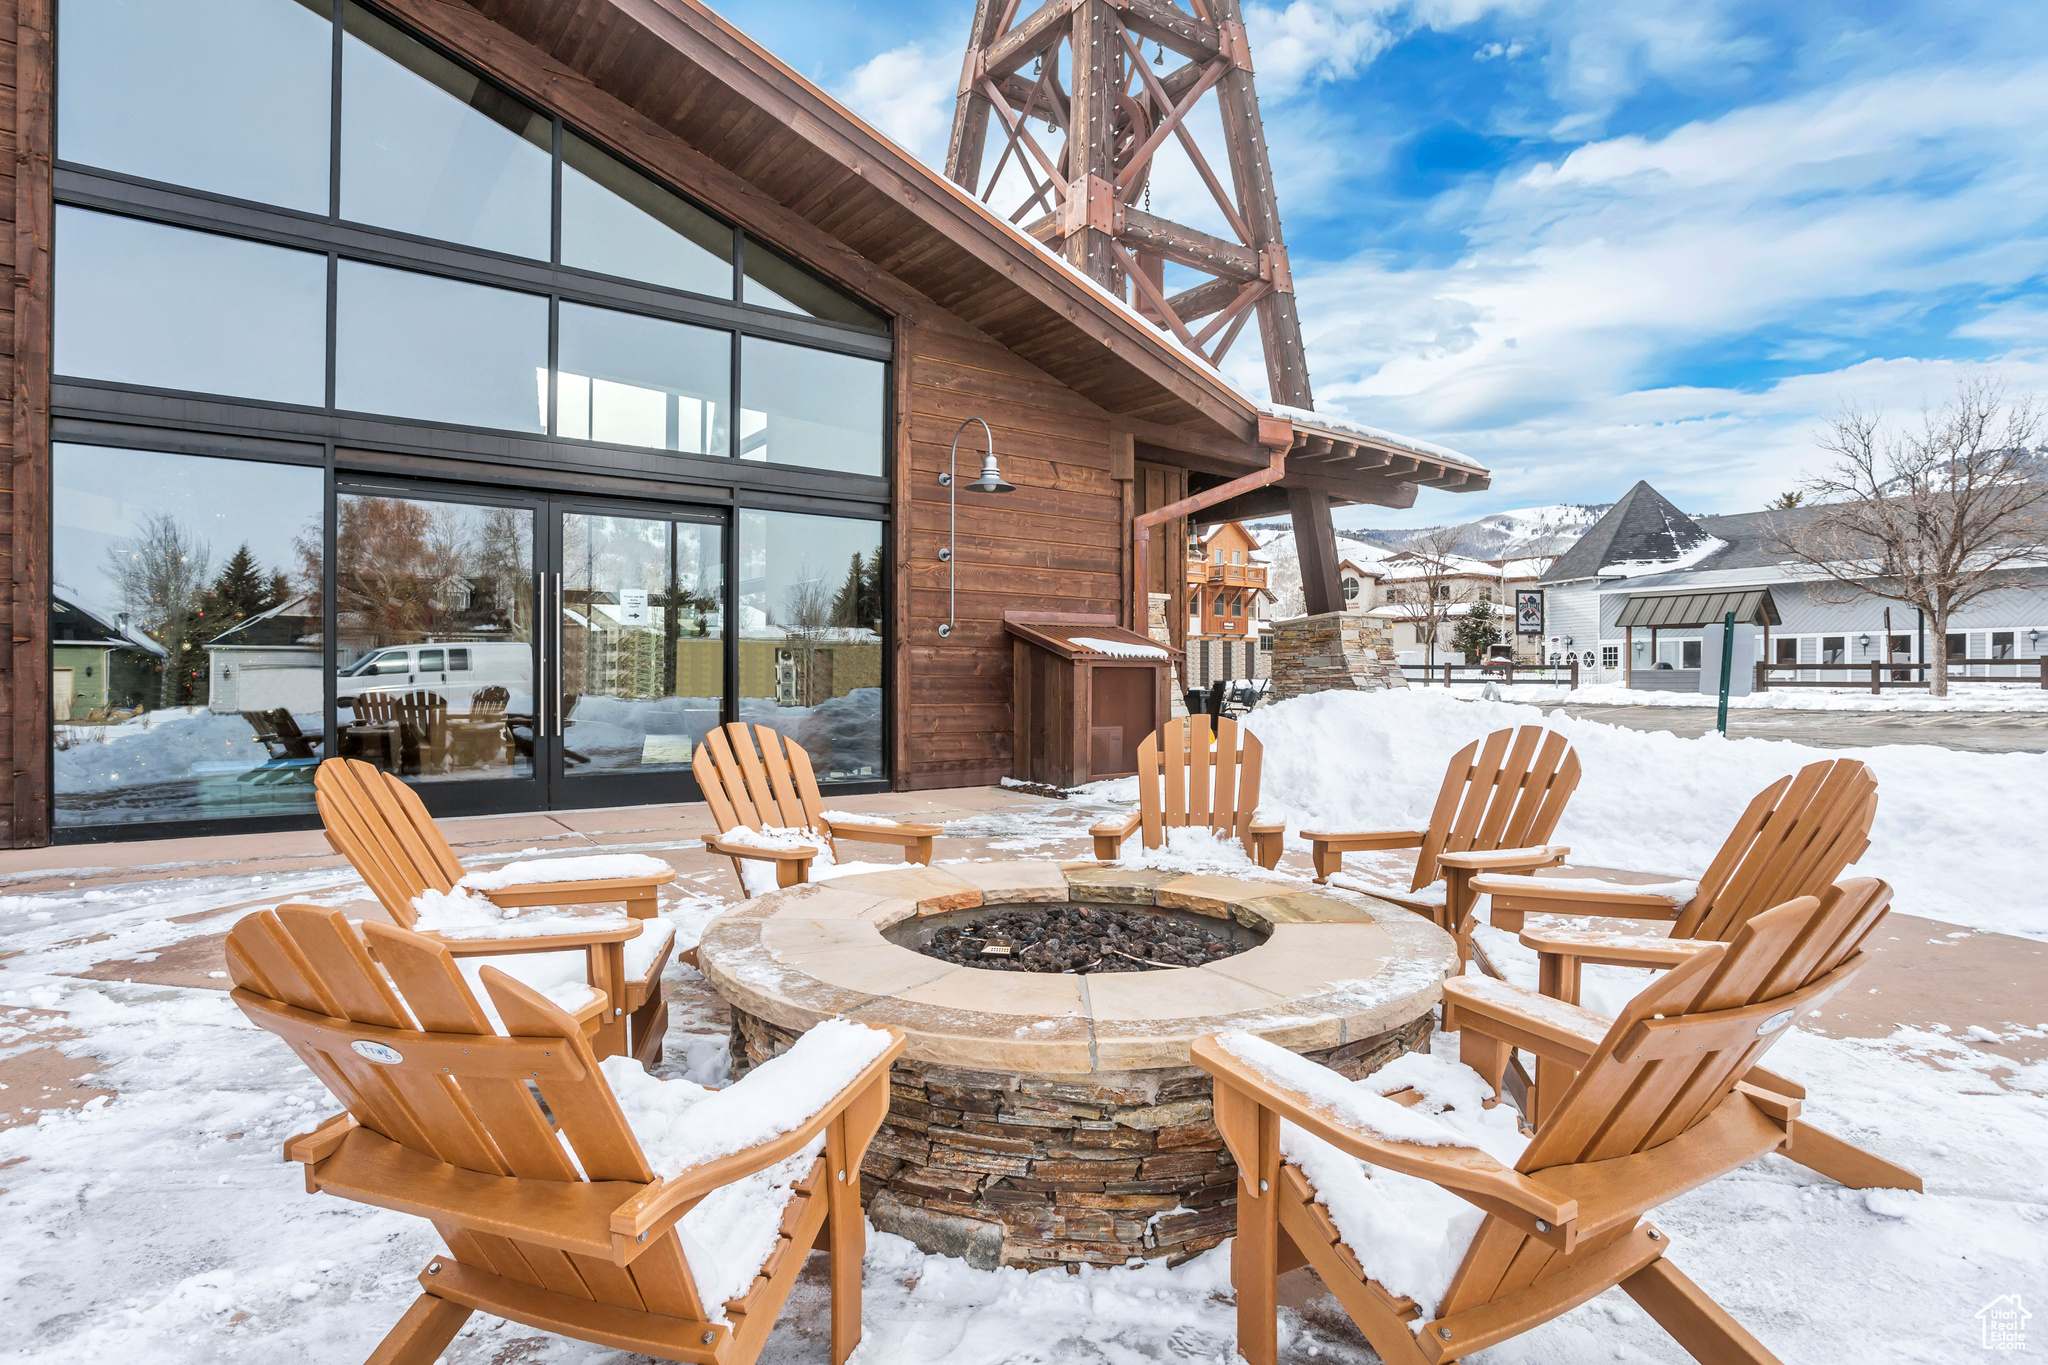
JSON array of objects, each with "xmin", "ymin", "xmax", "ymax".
[{"xmin": 1613, "ymin": 588, "xmax": 1782, "ymax": 628}]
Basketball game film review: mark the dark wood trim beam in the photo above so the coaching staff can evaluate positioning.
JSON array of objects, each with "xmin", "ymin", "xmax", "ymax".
[
  {"xmin": 1120, "ymin": 205, "xmax": 1261, "ymax": 280},
  {"xmin": 1288, "ymin": 486, "xmax": 1342, "ymax": 616},
  {"xmin": 11, "ymin": 0, "xmax": 54, "ymax": 847},
  {"xmin": 985, "ymin": 0, "xmax": 1078, "ymax": 77},
  {"xmin": 1115, "ymin": 0, "xmax": 1220, "ymax": 62}
]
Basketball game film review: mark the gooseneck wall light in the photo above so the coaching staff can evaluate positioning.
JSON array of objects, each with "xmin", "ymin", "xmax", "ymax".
[{"xmin": 938, "ymin": 416, "xmax": 1014, "ymax": 638}]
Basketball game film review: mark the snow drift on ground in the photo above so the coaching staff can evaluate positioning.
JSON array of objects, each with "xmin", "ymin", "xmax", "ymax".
[{"xmin": 1247, "ymin": 688, "xmax": 2048, "ymax": 939}]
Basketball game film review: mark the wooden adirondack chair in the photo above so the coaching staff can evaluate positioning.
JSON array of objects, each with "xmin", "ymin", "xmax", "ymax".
[
  {"xmin": 1302, "ymin": 726, "xmax": 1581, "ymax": 946},
  {"xmin": 1196, "ymin": 882, "xmax": 1890, "ymax": 1365},
  {"xmin": 1468, "ymin": 756, "xmax": 1877, "ymax": 948},
  {"xmin": 1463, "ymin": 876, "xmax": 1920, "ymax": 1192},
  {"xmin": 225, "ymin": 905, "xmax": 903, "ymax": 1365},
  {"xmin": 1088, "ymin": 715, "xmax": 1283, "ymax": 867},
  {"xmin": 315, "ymin": 757, "xmax": 677, "ymax": 1065},
  {"xmin": 693, "ymin": 722, "xmax": 941, "ymax": 894}
]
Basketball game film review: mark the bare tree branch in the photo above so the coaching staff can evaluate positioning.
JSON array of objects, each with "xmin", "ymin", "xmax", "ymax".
[{"xmin": 1771, "ymin": 376, "xmax": 2048, "ymax": 696}]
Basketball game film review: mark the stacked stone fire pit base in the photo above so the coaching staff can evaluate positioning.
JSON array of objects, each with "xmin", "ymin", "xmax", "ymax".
[{"xmin": 697, "ymin": 861, "xmax": 1455, "ymax": 1270}]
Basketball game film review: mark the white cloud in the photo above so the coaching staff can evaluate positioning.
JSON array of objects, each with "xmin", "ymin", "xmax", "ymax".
[
  {"xmin": 1277, "ymin": 58, "xmax": 2048, "ymax": 519},
  {"xmin": 835, "ymin": 41, "xmax": 960, "ymax": 169}
]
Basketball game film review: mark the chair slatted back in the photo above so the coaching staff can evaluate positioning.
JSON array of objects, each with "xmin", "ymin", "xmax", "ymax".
[
  {"xmin": 1675, "ymin": 758, "xmax": 1877, "ymax": 940},
  {"xmin": 1412, "ymin": 726, "xmax": 1581, "ymax": 892},
  {"xmin": 1440, "ymin": 878, "xmax": 1891, "ymax": 1317},
  {"xmin": 1134, "ymin": 715, "xmax": 1264, "ymax": 854},
  {"xmin": 226, "ymin": 906, "xmax": 711, "ymax": 1321},
  {"xmin": 315, "ymin": 756, "xmax": 464, "ymax": 925},
  {"xmin": 692, "ymin": 722, "xmax": 828, "ymax": 835},
  {"xmin": 470, "ymin": 685, "xmax": 510, "ymax": 718}
]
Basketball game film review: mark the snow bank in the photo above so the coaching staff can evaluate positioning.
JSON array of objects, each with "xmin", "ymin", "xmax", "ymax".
[
  {"xmin": 54, "ymin": 707, "xmax": 313, "ymax": 789},
  {"xmin": 1487, "ymin": 681, "xmax": 2048, "ymax": 713},
  {"xmin": 1247, "ymin": 688, "xmax": 2048, "ymax": 939}
]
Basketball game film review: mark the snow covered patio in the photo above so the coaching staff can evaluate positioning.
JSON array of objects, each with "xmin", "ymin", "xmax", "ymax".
[{"xmin": 3, "ymin": 690, "xmax": 2046, "ymax": 1363}]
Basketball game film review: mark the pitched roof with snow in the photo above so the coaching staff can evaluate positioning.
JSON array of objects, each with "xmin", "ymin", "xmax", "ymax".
[{"xmin": 1541, "ymin": 482, "xmax": 1716, "ymax": 583}]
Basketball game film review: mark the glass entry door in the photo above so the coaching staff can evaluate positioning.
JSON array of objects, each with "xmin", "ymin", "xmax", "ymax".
[
  {"xmin": 332, "ymin": 477, "xmax": 725, "ymax": 816},
  {"xmin": 553, "ymin": 507, "xmax": 725, "ymax": 807}
]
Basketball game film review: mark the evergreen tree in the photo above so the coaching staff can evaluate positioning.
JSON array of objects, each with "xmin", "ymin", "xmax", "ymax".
[
  {"xmin": 829, "ymin": 553, "xmax": 864, "ymax": 629},
  {"xmin": 1451, "ymin": 594, "xmax": 1503, "ymax": 663},
  {"xmin": 829, "ymin": 552, "xmax": 885, "ymax": 632}
]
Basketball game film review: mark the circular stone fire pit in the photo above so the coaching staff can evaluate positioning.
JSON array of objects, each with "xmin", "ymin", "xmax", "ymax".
[{"xmin": 696, "ymin": 861, "xmax": 1455, "ymax": 1271}]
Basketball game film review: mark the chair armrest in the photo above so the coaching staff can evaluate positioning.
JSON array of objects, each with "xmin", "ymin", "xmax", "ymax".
[
  {"xmin": 1248, "ymin": 819, "xmax": 1285, "ymax": 834},
  {"xmin": 1298, "ymin": 827, "xmax": 1427, "ymax": 849},
  {"xmin": 606, "ymin": 1027, "xmax": 908, "ymax": 1258},
  {"xmin": 426, "ymin": 919, "xmax": 642, "ymax": 956},
  {"xmin": 479, "ymin": 872, "xmax": 675, "ymax": 912},
  {"xmin": 1440, "ymin": 975, "xmax": 1611, "ymax": 1067},
  {"xmin": 1436, "ymin": 845, "xmax": 1569, "ymax": 872},
  {"xmin": 820, "ymin": 817, "xmax": 943, "ymax": 846},
  {"xmin": 1518, "ymin": 928, "xmax": 1718, "ymax": 970},
  {"xmin": 1191, "ymin": 1035, "xmax": 1577, "ymax": 1246},
  {"xmin": 1088, "ymin": 810, "xmax": 1142, "ymax": 841},
  {"xmin": 1469, "ymin": 872, "xmax": 1690, "ymax": 920},
  {"xmin": 702, "ymin": 834, "xmax": 818, "ymax": 864}
]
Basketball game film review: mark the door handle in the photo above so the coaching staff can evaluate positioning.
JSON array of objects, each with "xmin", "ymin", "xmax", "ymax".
[
  {"xmin": 536, "ymin": 573, "xmax": 547, "ymax": 736},
  {"xmin": 553, "ymin": 572, "xmax": 565, "ymax": 737}
]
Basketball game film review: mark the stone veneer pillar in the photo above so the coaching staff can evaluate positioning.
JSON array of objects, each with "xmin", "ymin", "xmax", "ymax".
[{"xmin": 1266, "ymin": 610, "xmax": 1409, "ymax": 701}]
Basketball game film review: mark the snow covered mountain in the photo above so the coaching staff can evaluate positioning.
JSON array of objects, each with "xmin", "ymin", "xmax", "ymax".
[{"xmin": 1248, "ymin": 502, "xmax": 1610, "ymax": 561}]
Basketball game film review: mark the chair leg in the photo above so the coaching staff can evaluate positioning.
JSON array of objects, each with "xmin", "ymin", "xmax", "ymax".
[
  {"xmin": 1621, "ymin": 1258, "xmax": 1784, "ymax": 1365},
  {"xmin": 1311, "ymin": 840, "xmax": 1339, "ymax": 883},
  {"xmin": 1234, "ymin": 1173, "xmax": 1281, "ymax": 1365},
  {"xmin": 365, "ymin": 1293, "xmax": 471, "ymax": 1365},
  {"xmin": 631, "ymin": 995, "xmax": 668, "ymax": 1070},
  {"xmin": 825, "ymin": 1116, "xmax": 863, "ymax": 1365},
  {"xmin": 1783, "ymin": 1118, "xmax": 1922, "ymax": 1191}
]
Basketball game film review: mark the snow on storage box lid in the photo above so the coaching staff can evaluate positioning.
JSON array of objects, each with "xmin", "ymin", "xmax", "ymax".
[{"xmin": 1002, "ymin": 611, "xmax": 1182, "ymax": 660}]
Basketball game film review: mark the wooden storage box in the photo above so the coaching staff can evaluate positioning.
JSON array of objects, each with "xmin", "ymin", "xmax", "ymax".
[{"xmin": 1005, "ymin": 611, "xmax": 1179, "ymax": 787}]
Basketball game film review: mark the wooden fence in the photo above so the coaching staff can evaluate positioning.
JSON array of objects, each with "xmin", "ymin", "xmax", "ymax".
[
  {"xmin": 1755, "ymin": 658, "xmax": 2048, "ymax": 693},
  {"xmin": 1403, "ymin": 660, "xmax": 1580, "ymax": 688}
]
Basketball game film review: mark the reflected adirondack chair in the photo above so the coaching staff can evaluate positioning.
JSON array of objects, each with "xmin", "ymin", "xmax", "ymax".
[
  {"xmin": 1088, "ymin": 715, "xmax": 1283, "ymax": 868},
  {"xmin": 1303, "ymin": 726, "xmax": 1581, "ymax": 950},
  {"xmin": 226, "ymin": 905, "xmax": 903, "ymax": 1365},
  {"xmin": 1197, "ymin": 882, "xmax": 1891, "ymax": 1365},
  {"xmin": 315, "ymin": 757, "xmax": 677, "ymax": 1065},
  {"xmin": 692, "ymin": 722, "xmax": 940, "ymax": 895},
  {"xmin": 1465, "ymin": 760, "xmax": 1914, "ymax": 1190}
]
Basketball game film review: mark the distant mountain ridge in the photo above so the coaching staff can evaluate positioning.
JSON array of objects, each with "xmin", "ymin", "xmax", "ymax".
[{"xmin": 1248, "ymin": 502, "xmax": 1611, "ymax": 561}]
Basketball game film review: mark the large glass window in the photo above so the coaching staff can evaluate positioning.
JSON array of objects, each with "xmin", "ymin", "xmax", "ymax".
[
  {"xmin": 340, "ymin": 1, "xmax": 551, "ymax": 258},
  {"xmin": 52, "ymin": 444, "xmax": 325, "ymax": 827},
  {"xmin": 333, "ymin": 492, "xmax": 534, "ymax": 784},
  {"xmin": 57, "ymin": 0, "xmax": 335, "ymax": 213},
  {"xmin": 556, "ymin": 302, "xmax": 730, "ymax": 456},
  {"xmin": 560, "ymin": 513, "xmax": 724, "ymax": 775},
  {"xmin": 561, "ymin": 131, "xmax": 735, "ymax": 297},
  {"xmin": 336, "ymin": 261, "xmax": 548, "ymax": 430},
  {"xmin": 739, "ymin": 511, "xmax": 883, "ymax": 781},
  {"xmin": 742, "ymin": 238, "xmax": 886, "ymax": 331},
  {"xmin": 740, "ymin": 338, "xmax": 886, "ymax": 476},
  {"xmin": 55, "ymin": 208, "xmax": 329, "ymax": 405}
]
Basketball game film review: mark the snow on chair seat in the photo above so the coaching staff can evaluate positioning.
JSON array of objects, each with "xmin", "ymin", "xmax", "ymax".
[
  {"xmin": 315, "ymin": 757, "xmax": 677, "ymax": 1066},
  {"xmin": 225, "ymin": 904, "xmax": 904, "ymax": 1365}
]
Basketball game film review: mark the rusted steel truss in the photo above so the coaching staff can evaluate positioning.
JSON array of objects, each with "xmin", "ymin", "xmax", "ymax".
[{"xmin": 946, "ymin": 0, "xmax": 1313, "ymax": 407}]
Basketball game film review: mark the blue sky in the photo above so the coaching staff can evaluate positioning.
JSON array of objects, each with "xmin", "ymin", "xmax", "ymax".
[{"xmin": 710, "ymin": 0, "xmax": 2048, "ymax": 527}]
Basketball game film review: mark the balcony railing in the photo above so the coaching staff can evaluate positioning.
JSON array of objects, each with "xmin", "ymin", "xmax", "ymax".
[{"xmin": 1185, "ymin": 560, "xmax": 1267, "ymax": 587}]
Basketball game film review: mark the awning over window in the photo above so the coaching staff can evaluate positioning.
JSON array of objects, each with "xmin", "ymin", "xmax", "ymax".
[{"xmin": 1614, "ymin": 588, "xmax": 1781, "ymax": 629}]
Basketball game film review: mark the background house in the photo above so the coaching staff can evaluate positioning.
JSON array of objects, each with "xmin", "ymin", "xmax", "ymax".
[
  {"xmin": 1542, "ymin": 480, "xmax": 2048, "ymax": 687},
  {"xmin": 1183, "ymin": 521, "xmax": 1275, "ymax": 690}
]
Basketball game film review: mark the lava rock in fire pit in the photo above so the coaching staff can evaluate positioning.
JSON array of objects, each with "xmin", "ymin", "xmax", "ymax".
[{"xmin": 919, "ymin": 904, "xmax": 1249, "ymax": 973}]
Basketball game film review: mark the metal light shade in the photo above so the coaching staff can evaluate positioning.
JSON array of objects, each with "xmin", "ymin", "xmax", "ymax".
[{"xmin": 966, "ymin": 452, "xmax": 1014, "ymax": 494}]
